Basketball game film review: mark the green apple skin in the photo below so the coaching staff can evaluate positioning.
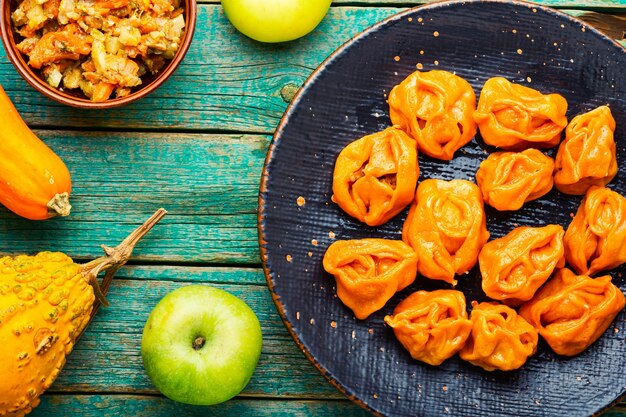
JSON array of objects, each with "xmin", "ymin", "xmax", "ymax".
[
  {"xmin": 220, "ymin": 0, "xmax": 332, "ymax": 43},
  {"xmin": 141, "ymin": 285, "xmax": 263, "ymax": 406}
]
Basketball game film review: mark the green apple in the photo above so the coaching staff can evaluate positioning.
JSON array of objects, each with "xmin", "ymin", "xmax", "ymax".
[
  {"xmin": 141, "ymin": 285, "xmax": 262, "ymax": 405},
  {"xmin": 221, "ymin": 0, "xmax": 332, "ymax": 43}
]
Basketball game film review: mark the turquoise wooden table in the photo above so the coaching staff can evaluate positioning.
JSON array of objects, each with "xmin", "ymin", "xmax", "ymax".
[{"xmin": 1, "ymin": 1, "xmax": 626, "ymax": 416}]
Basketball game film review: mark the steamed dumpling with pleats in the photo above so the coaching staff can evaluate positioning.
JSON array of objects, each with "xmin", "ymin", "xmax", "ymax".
[
  {"xmin": 519, "ymin": 268, "xmax": 625, "ymax": 356},
  {"xmin": 388, "ymin": 70, "xmax": 477, "ymax": 160},
  {"xmin": 332, "ymin": 127, "xmax": 418, "ymax": 226},
  {"xmin": 323, "ymin": 238, "xmax": 418, "ymax": 320},
  {"xmin": 385, "ymin": 290, "xmax": 472, "ymax": 366},
  {"xmin": 473, "ymin": 77, "xmax": 567, "ymax": 150},
  {"xmin": 402, "ymin": 179, "xmax": 489, "ymax": 286}
]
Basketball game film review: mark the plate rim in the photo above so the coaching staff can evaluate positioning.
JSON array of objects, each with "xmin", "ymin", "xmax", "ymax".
[{"xmin": 257, "ymin": 1, "xmax": 626, "ymax": 415}]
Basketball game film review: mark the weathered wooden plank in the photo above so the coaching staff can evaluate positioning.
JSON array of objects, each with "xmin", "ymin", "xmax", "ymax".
[
  {"xmin": 28, "ymin": 394, "xmax": 626, "ymax": 417},
  {"xmin": 31, "ymin": 396, "xmax": 372, "ymax": 417},
  {"xmin": 337, "ymin": 0, "xmax": 626, "ymax": 8},
  {"xmin": 203, "ymin": 0, "xmax": 626, "ymax": 10},
  {"xmin": 565, "ymin": 9, "xmax": 626, "ymax": 38},
  {"xmin": 45, "ymin": 268, "xmax": 345, "ymax": 398},
  {"xmin": 32, "ymin": 266, "xmax": 626, "ymax": 412},
  {"xmin": 1, "ymin": 6, "xmax": 624, "ymax": 133},
  {"xmin": 119, "ymin": 264, "xmax": 267, "ymax": 284},
  {"xmin": 604, "ymin": 407, "xmax": 626, "ymax": 416},
  {"xmin": 0, "ymin": 131, "xmax": 268, "ymax": 264},
  {"xmin": 0, "ymin": 6, "xmax": 397, "ymax": 132}
]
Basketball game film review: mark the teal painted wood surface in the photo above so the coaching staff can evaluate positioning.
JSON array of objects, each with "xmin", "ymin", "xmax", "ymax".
[
  {"xmin": 0, "ymin": 6, "xmax": 398, "ymax": 132},
  {"xmin": 204, "ymin": 0, "xmax": 626, "ymax": 8},
  {"xmin": 31, "ymin": 396, "xmax": 372, "ymax": 417},
  {"xmin": 0, "ymin": 132, "xmax": 268, "ymax": 264},
  {"xmin": 1, "ymin": 1, "xmax": 626, "ymax": 416},
  {"xmin": 335, "ymin": 0, "xmax": 626, "ymax": 5},
  {"xmin": 47, "ymin": 267, "xmax": 346, "ymax": 398},
  {"xmin": 1, "ymin": 6, "xmax": 625, "ymax": 133}
]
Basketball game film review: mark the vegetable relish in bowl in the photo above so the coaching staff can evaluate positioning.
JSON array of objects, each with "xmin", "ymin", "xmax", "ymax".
[{"xmin": 5, "ymin": 0, "xmax": 189, "ymax": 103}]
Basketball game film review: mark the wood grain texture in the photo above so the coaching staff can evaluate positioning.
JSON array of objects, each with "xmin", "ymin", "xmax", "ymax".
[
  {"xmin": 0, "ymin": 6, "xmax": 624, "ymax": 134},
  {"xmin": 332, "ymin": 0, "xmax": 626, "ymax": 7},
  {"xmin": 31, "ymin": 395, "xmax": 372, "ymax": 417},
  {"xmin": 570, "ymin": 11, "xmax": 626, "ymax": 38},
  {"xmin": 604, "ymin": 407, "xmax": 626, "ymax": 417},
  {"xmin": 2, "ymin": 1, "xmax": 626, "ymax": 416},
  {"xmin": 0, "ymin": 7, "xmax": 396, "ymax": 132},
  {"xmin": 0, "ymin": 131, "xmax": 268, "ymax": 264},
  {"xmin": 202, "ymin": 0, "xmax": 626, "ymax": 10},
  {"xmin": 20, "ymin": 265, "xmax": 626, "ymax": 415},
  {"xmin": 42, "ymin": 267, "xmax": 344, "ymax": 398}
]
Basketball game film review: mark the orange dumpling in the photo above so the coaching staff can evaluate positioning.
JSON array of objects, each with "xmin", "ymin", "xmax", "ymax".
[
  {"xmin": 388, "ymin": 70, "xmax": 477, "ymax": 160},
  {"xmin": 519, "ymin": 268, "xmax": 625, "ymax": 356},
  {"xmin": 384, "ymin": 290, "xmax": 472, "ymax": 366},
  {"xmin": 322, "ymin": 239, "xmax": 418, "ymax": 320},
  {"xmin": 554, "ymin": 106, "xmax": 617, "ymax": 195},
  {"xmin": 564, "ymin": 186, "xmax": 626, "ymax": 275},
  {"xmin": 402, "ymin": 179, "xmax": 489, "ymax": 285},
  {"xmin": 459, "ymin": 302, "xmax": 538, "ymax": 371},
  {"xmin": 473, "ymin": 77, "xmax": 568, "ymax": 150},
  {"xmin": 332, "ymin": 127, "xmax": 418, "ymax": 226},
  {"xmin": 479, "ymin": 225, "xmax": 565, "ymax": 305},
  {"xmin": 476, "ymin": 149, "xmax": 554, "ymax": 211}
]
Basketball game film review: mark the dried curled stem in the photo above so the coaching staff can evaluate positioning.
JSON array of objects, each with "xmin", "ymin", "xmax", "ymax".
[
  {"xmin": 80, "ymin": 208, "xmax": 167, "ymax": 317},
  {"xmin": 47, "ymin": 192, "xmax": 72, "ymax": 217}
]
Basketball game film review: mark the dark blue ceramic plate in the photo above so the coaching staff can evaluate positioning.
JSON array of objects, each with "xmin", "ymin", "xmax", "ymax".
[{"xmin": 258, "ymin": 1, "xmax": 626, "ymax": 416}]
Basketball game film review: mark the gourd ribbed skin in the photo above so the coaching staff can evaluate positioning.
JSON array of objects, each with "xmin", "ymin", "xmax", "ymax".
[
  {"xmin": 0, "ymin": 85, "xmax": 72, "ymax": 220},
  {"xmin": 0, "ymin": 252, "xmax": 94, "ymax": 417}
]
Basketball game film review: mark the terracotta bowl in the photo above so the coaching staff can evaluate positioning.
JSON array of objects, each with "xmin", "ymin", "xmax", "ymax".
[{"xmin": 0, "ymin": 0, "xmax": 196, "ymax": 108}]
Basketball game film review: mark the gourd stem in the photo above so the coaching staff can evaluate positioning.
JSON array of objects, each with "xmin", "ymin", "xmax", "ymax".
[
  {"xmin": 80, "ymin": 208, "xmax": 167, "ymax": 318},
  {"xmin": 47, "ymin": 192, "xmax": 72, "ymax": 217}
]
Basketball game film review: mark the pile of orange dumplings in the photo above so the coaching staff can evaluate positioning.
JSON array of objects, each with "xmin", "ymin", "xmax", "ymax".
[{"xmin": 323, "ymin": 70, "xmax": 625, "ymax": 372}]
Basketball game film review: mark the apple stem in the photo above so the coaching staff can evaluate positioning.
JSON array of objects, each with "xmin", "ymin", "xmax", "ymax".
[{"xmin": 193, "ymin": 336, "xmax": 206, "ymax": 350}]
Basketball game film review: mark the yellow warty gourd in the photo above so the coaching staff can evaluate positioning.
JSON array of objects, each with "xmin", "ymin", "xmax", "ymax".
[
  {"xmin": 0, "ymin": 252, "xmax": 93, "ymax": 416},
  {"xmin": 0, "ymin": 209, "xmax": 166, "ymax": 417}
]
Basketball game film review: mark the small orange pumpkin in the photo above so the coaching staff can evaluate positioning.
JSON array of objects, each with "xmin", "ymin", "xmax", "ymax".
[{"xmin": 0, "ymin": 84, "xmax": 72, "ymax": 220}]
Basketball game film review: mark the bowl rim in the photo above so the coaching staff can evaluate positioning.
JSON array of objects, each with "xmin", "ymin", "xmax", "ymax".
[{"xmin": 0, "ymin": 0, "xmax": 197, "ymax": 109}]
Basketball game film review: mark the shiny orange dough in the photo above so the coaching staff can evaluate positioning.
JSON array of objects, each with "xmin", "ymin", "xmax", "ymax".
[
  {"xmin": 479, "ymin": 225, "xmax": 565, "ymax": 305},
  {"xmin": 388, "ymin": 70, "xmax": 477, "ymax": 160},
  {"xmin": 332, "ymin": 127, "xmax": 418, "ymax": 226},
  {"xmin": 564, "ymin": 186, "xmax": 626, "ymax": 275},
  {"xmin": 322, "ymin": 239, "xmax": 418, "ymax": 320},
  {"xmin": 476, "ymin": 149, "xmax": 554, "ymax": 211},
  {"xmin": 554, "ymin": 106, "xmax": 617, "ymax": 195},
  {"xmin": 519, "ymin": 268, "xmax": 625, "ymax": 356},
  {"xmin": 402, "ymin": 179, "xmax": 489, "ymax": 285},
  {"xmin": 384, "ymin": 290, "xmax": 472, "ymax": 366},
  {"xmin": 459, "ymin": 302, "xmax": 538, "ymax": 371},
  {"xmin": 473, "ymin": 77, "xmax": 568, "ymax": 150}
]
